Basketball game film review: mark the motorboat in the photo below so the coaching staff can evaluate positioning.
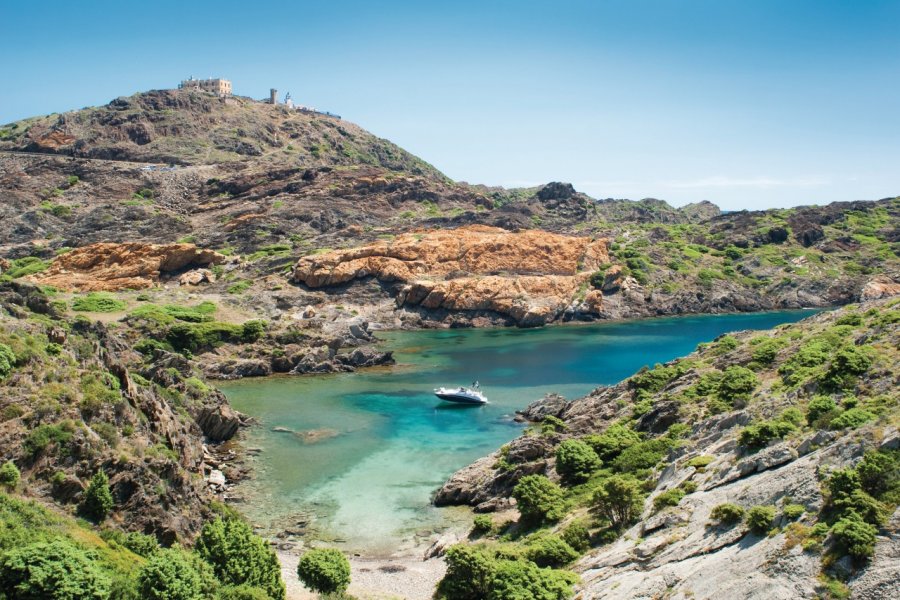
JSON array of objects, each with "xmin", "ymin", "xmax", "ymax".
[{"xmin": 434, "ymin": 383, "xmax": 488, "ymax": 405}]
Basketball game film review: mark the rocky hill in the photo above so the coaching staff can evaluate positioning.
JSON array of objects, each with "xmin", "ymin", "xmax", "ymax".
[{"xmin": 431, "ymin": 300, "xmax": 899, "ymax": 599}]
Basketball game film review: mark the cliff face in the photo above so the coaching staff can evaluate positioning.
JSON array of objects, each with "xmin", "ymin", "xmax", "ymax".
[
  {"xmin": 292, "ymin": 226, "xmax": 609, "ymax": 326},
  {"xmin": 433, "ymin": 300, "xmax": 900, "ymax": 599}
]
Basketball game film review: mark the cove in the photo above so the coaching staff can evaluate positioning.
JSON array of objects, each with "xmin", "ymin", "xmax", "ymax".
[{"xmin": 221, "ymin": 309, "xmax": 818, "ymax": 553}]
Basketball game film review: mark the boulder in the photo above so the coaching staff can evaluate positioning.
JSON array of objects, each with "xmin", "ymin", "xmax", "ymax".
[{"xmin": 195, "ymin": 404, "xmax": 243, "ymax": 442}]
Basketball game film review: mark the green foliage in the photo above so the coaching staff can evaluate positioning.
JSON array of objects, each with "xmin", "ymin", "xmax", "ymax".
[
  {"xmin": 512, "ymin": 475, "xmax": 566, "ymax": 524},
  {"xmin": 296, "ymin": 548, "xmax": 350, "ymax": 595},
  {"xmin": 195, "ymin": 517, "xmax": 285, "ymax": 600},
  {"xmin": 612, "ymin": 438, "xmax": 671, "ymax": 473},
  {"xmin": 591, "ymin": 475, "xmax": 645, "ymax": 529},
  {"xmin": 216, "ymin": 585, "xmax": 275, "ymax": 600},
  {"xmin": 0, "ymin": 461, "xmax": 20, "ymax": 490},
  {"xmin": 751, "ymin": 338, "xmax": 785, "ymax": 365},
  {"xmin": 121, "ymin": 532, "xmax": 159, "ymax": 558},
  {"xmin": 782, "ymin": 504, "xmax": 805, "ymax": 520},
  {"xmin": 555, "ymin": 439, "xmax": 601, "ymax": 483},
  {"xmin": 829, "ymin": 407, "xmax": 875, "ymax": 430},
  {"xmin": 715, "ymin": 335, "xmax": 740, "ymax": 353},
  {"xmin": 72, "ymin": 293, "xmax": 126, "ymax": 313},
  {"xmin": 560, "ymin": 522, "xmax": 590, "ymax": 554},
  {"xmin": 473, "ymin": 514, "xmax": 493, "ymax": 534},
  {"xmin": 0, "ymin": 343, "xmax": 15, "ymax": 380},
  {"xmin": 166, "ymin": 322, "xmax": 246, "ymax": 353},
  {"xmin": 82, "ymin": 471, "xmax": 114, "ymax": 522},
  {"xmin": 738, "ymin": 419, "xmax": 796, "ymax": 450},
  {"xmin": 856, "ymin": 450, "xmax": 900, "ymax": 500},
  {"xmin": 686, "ymin": 455, "xmax": 714, "ymax": 470},
  {"xmin": 831, "ymin": 512, "xmax": 877, "ymax": 560},
  {"xmin": 24, "ymin": 422, "xmax": 74, "ymax": 457},
  {"xmin": 806, "ymin": 396, "xmax": 837, "ymax": 426},
  {"xmin": 832, "ymin": 490, "xmax": 888, "ymax": 527},
  {"xmin": 137, "ymin": 548, "xmax": 204, "ymax": 600},
  {"xmin": 438, "ymin": 545, "xmax": 494, "ymax": 600},
  {"xmin": 710, "ymin": 503, "xmax": 745, "ymax": 525},
  {"xmin": 716, "ymin": 366, "xmax": 758, "ymax": 404},
  {"xmin": 241, "ymin": 320, "xmax": 267, "ymax": 342},
  {"xmin": 4, "ymin": 257, "xmax": 50, "ymax": 279},
  {"xmin": 653, "ymin": 488, "xmax": 685, "ymax": 510},
  {"xmin": 823, "ymin": 346, "xmax": 873, "ymax": 389},
  {"xmin": 540, "ymin": 415, "xmax": 567, "ymax": 434},
  {"xmin": 525, "ymin": 535, "xmax": 579, "ymax": 568},
  {"xmin": 227, "ymin": 281, "xmax": 252, "ymax": 294},
  {"xmin": 0, "ymin": 540, "xmax": 111, "ymax": 600},
  {"xmin": 583, "ymin": 424, "xmax": 641, "ymax": 462},
  {"xmin": 629, "ymin": 363, "xmax": 686, "ymax": 395},
  {"xmin": 745, "ymin": 505, "xmax": 776, "ymax": 534}
]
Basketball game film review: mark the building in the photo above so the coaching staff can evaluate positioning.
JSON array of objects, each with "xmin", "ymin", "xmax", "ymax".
[{"xmin": 179, "ymin": 77, "xmax": 232, "ymax": 96}]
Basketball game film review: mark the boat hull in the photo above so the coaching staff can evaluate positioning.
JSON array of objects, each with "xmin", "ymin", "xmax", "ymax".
[{"xmin": 434, "ymin": 392, "xmax": 487, "ymax": 405}]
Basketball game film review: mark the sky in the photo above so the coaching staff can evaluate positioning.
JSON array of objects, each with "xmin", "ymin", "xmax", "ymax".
[{"xmin": 1, "ymin": 0, "xmax": 898, "ymax": 210}]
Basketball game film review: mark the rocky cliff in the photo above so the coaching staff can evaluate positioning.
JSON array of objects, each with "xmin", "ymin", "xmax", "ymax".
[{"xmin": 433, "ymin": 299, "xmax": 900, "ymax": 599}]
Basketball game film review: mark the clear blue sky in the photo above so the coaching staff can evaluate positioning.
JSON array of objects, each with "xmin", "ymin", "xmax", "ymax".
[{"xmin": 2, "ymin": 0, "xmax": 898, "ymax": 210}]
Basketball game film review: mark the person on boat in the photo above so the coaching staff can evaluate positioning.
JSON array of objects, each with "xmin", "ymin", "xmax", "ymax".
[{"xmin": 472, "ymin": 380, "xmax": 480, "ymax": 389}]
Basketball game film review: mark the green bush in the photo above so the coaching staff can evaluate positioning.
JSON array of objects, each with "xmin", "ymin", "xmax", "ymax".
[
  {"xmin": 296, "ymin": 548, "xmax": 350, "ymax": 595},
  {"xmin": 472, "ymin": 514, "xmax": 493, "ymax": 534},
  {"xmin": 629, "ymin": 363, "xmax": 685, "ymax": 395},
  {"xmin": 831, "ymin": 511, "xmax": 878, "ymax": 560},
  {"xmin": 137, "ymin": 548, "xmax": 204, "ymax": 600},
  {"xmin": 832, "ymin": 489, "xmax": 888, "ymax": 527},
  {"xmin": 0, "ymin": 343, "xmax": 15, "ymax": 380},
  {"xmin": 24, "ymin": 423, "xmax": 74, "ymax": 457},
  {"xmin": 0, "ymin": 461, "xmax": 20, "ymax": 490},
  {"xmin": 4, "ymin": 257, "xmax": 50, "ymax": 279},
  {"xmin": 612, "ymin": 438, "xmax": 671, "ymax": 472},
  {"xmin": 560, "ymin": 522, "xmax": 590, "ymax": 554},
  {"xmin": 555, "ymin": 439, "xmax": 601, "ymax": 483},
  {"xmin": 782, "ymin": 504, "xmax": 805, "ymax": 520},
  {"xmin": 0, "ymin": 540, "xmax": 111, "ymax": 600},
  {"xmin": 745, "ymin": 505, "xmax": 776, "ymax": 534},
  {"xmin": 716, "ymin": 366, "xmax": 758, "ymax": 404},
  {"xmin": 583, "ymin": 424, "xmax": 641, "ymax": 462},
  {"xmin": 82, "ymin": 471, "xmax": 114, "ymax": 522},
  {"xmin": 823, "ymin": 346, "xmax": 872, "ymax": 389},
  {"xmin": 806, "ymin": 396, "xmax": 837, "ymax": 425},
  {"xmin": 525, "ymin": 535, "xmax": 579, "ymax": 568},
  {"xmin": 512, "ymin": 475, "xmax": 566, "ymax": 524},
  {"xmin": 592, "ymin": 475, "xmax": 645, "ymax": 529},
  {"xmin": 438, "ymin": 545, "xmax": 494, "ymax": 600},
  {"xmin": 653, "ymin": 488, "xmax": 685, "ymax": 510},
  {"xmin": 72, "ymin": 292, "xmax": 126, "ymax": 312},
  {"xmin": 856, "ymin": 450, "xmax": 900, "ymax": 500},
  {"xmin": 487, "ymin": 559, "xmax": 577, "ymax": 600},
  {"xmin": 738, "ymin": 419, "xmax": 796, "ymax": 449},
  {"xmin": 829, "ymin": 407, "xmax": 875, "ymax": 430},
  {"xmin": 751, "ymin": 339, "xmax": 785, "ymax": 365},
  {"xmin": 122, "ymin": 531, "xmax": 159, "ymax": 558},
  {"xmin": 195, "ymin": 517, "xmax": 285, "ymax": 600},
  {"xmin": 216, "ymin": 585, "xmax": 274, "ymax": 600},
  {"xmin": 710, "ymin": 503, "xmax": 745, "ymax": 525},
  {"xmin": 687, "ymin": 455, "xmax": 714, "ymax": 470}
]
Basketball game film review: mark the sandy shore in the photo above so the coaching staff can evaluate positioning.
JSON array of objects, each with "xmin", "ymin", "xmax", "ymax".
[{"xmin": 278, "ymin": 546, "xmax": 449, "ymax": 600}]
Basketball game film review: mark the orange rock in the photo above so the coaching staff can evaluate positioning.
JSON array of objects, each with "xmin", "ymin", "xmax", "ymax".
[
  {"xmin": 294, "ymin": 226, "xmax": 610, "ymax": 325},
  {"xmin": 30, "ymin": 242, "xmax": 226, "ymax": 291},
  {"xmin": 860, "ymin": 276, "xmax": 900, "ymax": 300}
]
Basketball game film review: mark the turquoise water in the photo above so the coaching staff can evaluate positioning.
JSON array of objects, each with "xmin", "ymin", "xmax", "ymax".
[{"xmin": 221, "ymin": 310, "xmax": 817, "ymax": 552}]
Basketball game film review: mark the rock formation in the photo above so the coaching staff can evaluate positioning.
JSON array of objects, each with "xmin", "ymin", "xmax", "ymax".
[{"xmin": 29, "ymin": 242, "xmax": 226, "ymax": 291}]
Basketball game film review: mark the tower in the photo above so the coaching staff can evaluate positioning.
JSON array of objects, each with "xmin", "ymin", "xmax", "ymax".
[{"xmin": 270, "ymin": 89, "xmax": 278, "ymax": 104}]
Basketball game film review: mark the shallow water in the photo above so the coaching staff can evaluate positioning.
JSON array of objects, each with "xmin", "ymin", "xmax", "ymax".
[{"xmin": 221, "ymin": 310, "xmax": 818, "ymax": 552}]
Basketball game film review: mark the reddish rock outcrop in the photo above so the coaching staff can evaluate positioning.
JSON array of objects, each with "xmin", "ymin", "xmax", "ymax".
[
  {"xmin": 860, "ymin": 276, "xmax": 900, "ymax": 300},
  {"xmin": 293, "ymin": 226, "xmax": 609, "ymax": 325},
  {"xmin": 30, "ymin": 242, "xmax": 226, "ymax": 291}
]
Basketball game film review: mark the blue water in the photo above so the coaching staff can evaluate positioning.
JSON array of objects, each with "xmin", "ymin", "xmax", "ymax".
[{"xmin": 221, "ymin": 310, "xmax": 818, "ymax": 551}]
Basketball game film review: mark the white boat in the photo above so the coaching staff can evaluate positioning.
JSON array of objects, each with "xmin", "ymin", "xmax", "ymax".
[{"xmin": 434, "ymin": 383, "xmax": 488, "ymax": 405}]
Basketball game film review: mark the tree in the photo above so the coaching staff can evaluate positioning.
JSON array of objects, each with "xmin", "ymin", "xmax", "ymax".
[
  {"xmin": 592, "ymin": 475, "xmax": 644, "ymax": 529},
  {"xmin": 296, "ymin": 548, "xmax": 350, "ymax": 596},
  {"xmin": 0, "ymin": 460, "xmax": 20, "ymax": 490},
  {"xmin": 195, "ymin": 517, "xmax": 285, "ymax": 600},
  {"xmin": 137, "ymin": 548, "xmax": 204, "ymax": 600},
  {"xmin": 555, "ymin": 439, "xmax": 601, "ymax": 483},
  {"xmin": 512, "ymin": 475, "xmax": 566, "ymax": 524},
  {"xmin": 0, "ymin": 540, "xmax": 111, "ymax": 600},
  {"xmin": 82, "ymin": 470, "xmax": 113, "ymax": 522},
  {"xmin": 831, "ymin": 511, "xmax": 878, "ymax": 560}
]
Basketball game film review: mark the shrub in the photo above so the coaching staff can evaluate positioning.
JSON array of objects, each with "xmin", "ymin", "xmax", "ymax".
[
  {"xmin": 629, "ymin": 363, "xmax": 685, "ymax": 395},
  {"xmin": 0, "ymin": 461, "xmax": 20, "ymax": 490},
  {"xmin": 555, "ymin": 439, "xmax": 601, "ymax": 483},
  {"xmin": 472, "ymin": 514, "xmax": 493, "ymax": 534},
  {"xmin": 831, "ymin": 511, "xmax": 878, "ymax": 560},
  {"xmin": 24, "ymin": 423, "xmax": 74, "ymax": 457},
  {"xmin": 512, "ymin": 475, "xmax": 566, "ymax": 524},
  {"xmin": 560, "ymin": 522, "xmax": 590, "ymax": 553},
  {"xmin": 0, "ymin": 540, "xmax": 111, "ymax": 600},
  {"xmin": 745, "ymin": 505, "xmax": 776, "ymax": 534},
  {"xmin": 0, "ymin": 343, "xmax": 15, "ymax": 380},
  {"xmin": 829, "ymin": 407, "xmax": 875, "ymax": 430},
  {"xmin": 716, "ymin": 366, "xmax": 758, "ymax": 404},
  {"xmin": 137, "ymin": 548, "xmax": 204, "ymax": 600},
  {"xmin": 710, "ymin": 503, "xmax": 745, "ymax": 525},
  {"xmin": 738, "ymin": 419, "xmax": 796, "ymax": 449},
  {"xmin": 72, "ymin": 292, "xmax": 126, "ymax": 312},
  {"xmin": 856, "ymin": 450, "xmax": 900, "ymax": 500},
  {"xmin": 296, "ymin": 548, "xmax": 350, "ymax": 595},
  {"xmin": 806, "ymin": 396, "xmax": 837, "ymax": 425},
  {"xmin": 195, "ymin": 517, "xmax": 285, "ymax": 599},
  {"xmin": 686, "ymin": 455, "xmax": 714, "ymax": 470},
  {"xmin": 612, "ymin": 438, "xmax": 671, "ymax": 472},
  {"xmin": 583, "ymin": 424, "xmax": 641, "ymax": 462},
  {"xmin": 540, "ymin": 415, "xmax": 567, "ymax": 435},
  {"xmin": 525, "ymin": 535, "xmax": 579, "ymax": 568},
  {"xmin": 823, "ymin": 346, "xmax": 872, "ymax": 389},
  {"xmin": 653, "ymin": 488, "xmax": 685, "ymax": 510},
  {"xmin": 82, "ymin": 471, "xmax": 114, "ymax": 522},
  {"xmin": 438, "ymin": 545, "xmax": 494, "ymax": 600},
  {"xmin": 122, "ymin": 531, "xmax": 160, "ymax": 558},
  {"xmin": 487, "ymin": 559, "xmax": 577, "ymax": 600},
  {"xmin": 782, "ymin": 504, "xmax": 805, "ymax": 520},
  {"xmin": 241, "ymin": 320, "xmax": 267, "ymax": 342},
  {"xmin": 217, "ymin": 586, "xmax": 274, "ymax": 600},
  {"xmin": 751, "ymin": 339, "xmax": 785, "ymax": 365},
  {"xmin": 832, "ymin": 489, "xmax": 888, "ymax": 526},
  {"xmin": 592, "ymin": 475, "xmax": 645, "ymax": 529}
]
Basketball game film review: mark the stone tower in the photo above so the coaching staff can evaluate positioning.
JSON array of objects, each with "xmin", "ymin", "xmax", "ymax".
[{"xmin": 270, "ymin": 89, "xmax": 278, "ymax": 104}]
